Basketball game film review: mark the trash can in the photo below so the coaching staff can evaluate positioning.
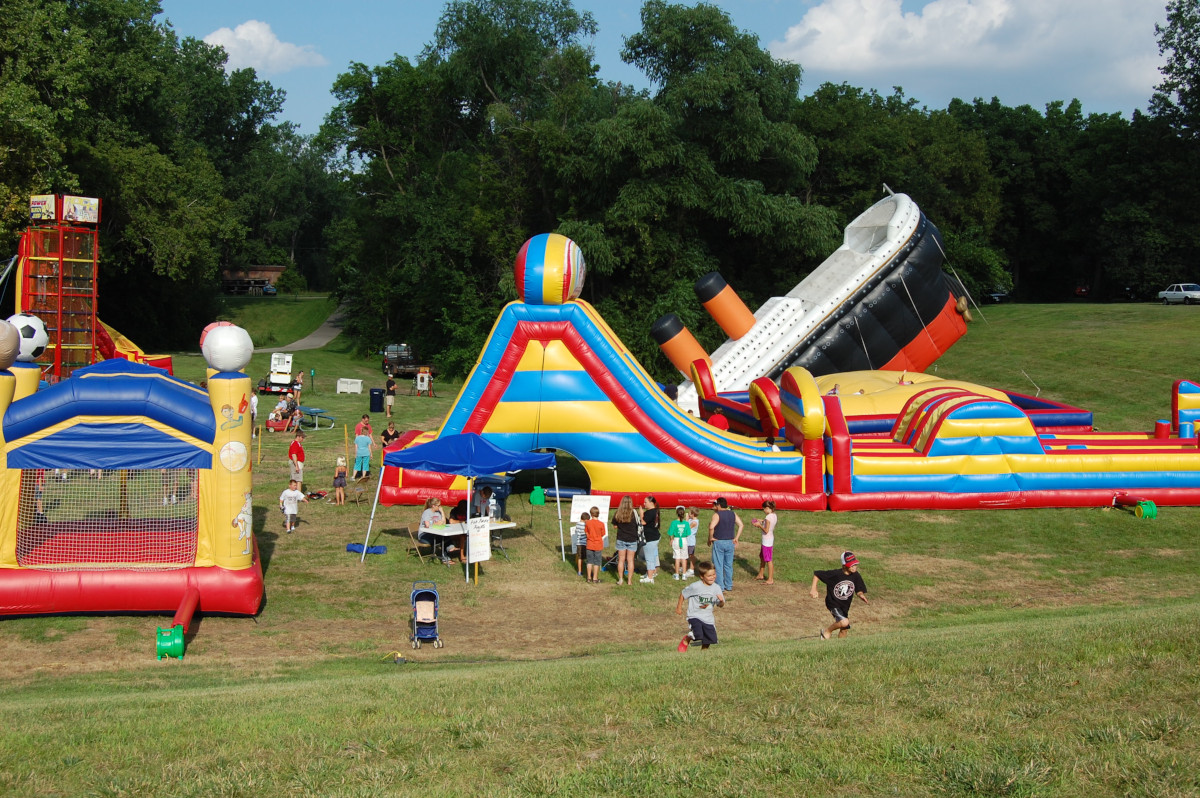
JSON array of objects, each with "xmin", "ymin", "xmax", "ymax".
[{"xmin": 369, "ymin": 388, "xmax": 384, "ymax": 414}]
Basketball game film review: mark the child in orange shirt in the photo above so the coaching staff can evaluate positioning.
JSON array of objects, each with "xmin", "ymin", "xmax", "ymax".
[{"xmin": 584, "ymin": 506, "xmax": 607, "ymax": 583}]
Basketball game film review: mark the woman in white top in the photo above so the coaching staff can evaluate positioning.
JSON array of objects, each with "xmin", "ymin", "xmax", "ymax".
[{"xmin": 753, "ymin": 500, "xmax": 778, "ymax": 584}]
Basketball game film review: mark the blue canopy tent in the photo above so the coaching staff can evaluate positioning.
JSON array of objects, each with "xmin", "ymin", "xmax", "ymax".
[{"xmin": 361, "ymin": 434, "xmax": 562, "ymax": 577}]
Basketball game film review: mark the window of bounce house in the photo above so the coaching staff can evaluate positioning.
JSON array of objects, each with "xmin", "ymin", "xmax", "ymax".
[{"xmin": 16, "ymin": 469, "xmax": 199, "ymax": 570}]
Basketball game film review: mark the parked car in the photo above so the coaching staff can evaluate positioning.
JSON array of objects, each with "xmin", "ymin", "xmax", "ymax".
[
  {"xmin": 1157, "ymin": 283, "xmax": 1200, "ymax": 305},
  {"xmin": 381, "ymin": 343, "xmax": 418, "ymax": 376}
]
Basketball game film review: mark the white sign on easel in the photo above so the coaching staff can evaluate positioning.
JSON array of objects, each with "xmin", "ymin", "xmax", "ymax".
[
  {"xmin": 466, "ymin": 516, "xmax": 491, "ymax": 564},
  {"xmin": 568, "ymin": 494, "xmax": 611, "ymax": 548}
]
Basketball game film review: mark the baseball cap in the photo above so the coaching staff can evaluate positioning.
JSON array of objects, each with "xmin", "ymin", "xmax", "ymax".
[{"xmin": 841, "ymin": 551, "xmax": 859, "ymax": 567}]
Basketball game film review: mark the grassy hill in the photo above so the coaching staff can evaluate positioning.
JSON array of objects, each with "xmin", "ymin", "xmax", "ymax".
[{"xmin": 1, "ymin": 302, "xmax": 1198, "ymax": 796}]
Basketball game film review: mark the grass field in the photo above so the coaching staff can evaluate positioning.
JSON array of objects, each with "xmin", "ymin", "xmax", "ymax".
[{"xmin": 1, "ymin": 301, "xmax": 1199, "ymax": 797}]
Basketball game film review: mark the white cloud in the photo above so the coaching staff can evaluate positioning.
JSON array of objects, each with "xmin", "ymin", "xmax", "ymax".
[
  {"xmin": 769, "ymin": 0, "xmax": 1165, "ymax": 112},
  {"xmin": 204, "ymin": 20, "xmax": 327, "ymax": 75}
]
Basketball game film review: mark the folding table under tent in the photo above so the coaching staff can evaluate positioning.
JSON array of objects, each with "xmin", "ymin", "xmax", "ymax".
[{"xmin": 360, "ymin": 433, "xmax": 562, "ymax": 581}]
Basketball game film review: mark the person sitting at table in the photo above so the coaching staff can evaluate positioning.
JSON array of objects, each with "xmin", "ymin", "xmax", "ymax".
[
  {"xmin": 420, "ymin": 497, "xmax": 464, "ymax": 563},
  {"xmin": 418, "ymin": 497, "xmax": 445, "ymax": 546}
]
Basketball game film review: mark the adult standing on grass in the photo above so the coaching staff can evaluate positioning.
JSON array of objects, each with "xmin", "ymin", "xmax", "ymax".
[
  {"xmin": 288, "ymin": 430, "xmax": 306, "ymax": 489},
  {"xmin": 381, "ymin": 420, "xmax": 401, "ymax": 449},
  {"xmin": 354, "ymin": 429, "xmax": 374, "ymax": 480},
  {"xmin": 355, "ymin": 414, "xmax": 373, "ymax": 439},
  {"xmin": 612, "ymin": 495, "xmax": 641, "ymax": 586},
  {"xmin": 249, "ymin": 392, "xmax": 258, "ymax": 438},
  {"xmin": 384, "ymin": 373, "xmax": 397, "ymax": 418},
  {"xmin": 811, "ymin": 551, "xmax": 869, "ymax": 639},
  {"xmin": 639, "ymin": 495, "xmax": 661, "ymax": 583},
  {"xmin": 708, "ymin": 497, "xmax": 742, "ymax": 593}
]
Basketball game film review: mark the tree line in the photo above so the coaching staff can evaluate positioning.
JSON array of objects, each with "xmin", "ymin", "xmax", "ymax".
[{"xmin": 3, "ymin": 0, "xmax": 1198, "ymax": 375}]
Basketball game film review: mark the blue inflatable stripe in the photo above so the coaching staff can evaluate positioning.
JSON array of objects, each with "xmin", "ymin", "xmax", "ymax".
[
  {"xmin": 485, "ymin": 431, "xmax": 675, "ymax": 464},
  {"xmin": 501, "ymin": 370, "xmax": 608, "ymax": 403},
  {"xmin": 847, "ymin": 417, "xmax": 894, "ymax": 434},
  {"xmin": 7, "ymin": 423, "xmax": 213, "ymax": 470},
  {"xmin": 948, "ymin": 401, "xmax": 1026, "ymax": 420},
  {"xmin": 925, "ymin": 435, "xmax": 1045, "ymax": 457},
  {"xmin": 4, "ymin": 360, "xmax": 216, "ymax": 444}
]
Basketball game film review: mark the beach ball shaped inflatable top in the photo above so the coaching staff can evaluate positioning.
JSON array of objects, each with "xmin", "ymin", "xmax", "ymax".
[
  {"xmin": 201, "ymin": 323, "xmax": 253, "ymax": 373},
  {"xmin": 514, "ymin": 233, "xmax": 586, "ymax": 305},
  {"xmin": 0, "ymin": 320, "xmax": 19, "ymax": 370},
  {"xmin": 199, "ymin": 320, "xmax": 236, "ymax": 349},
  {"xmin": 7, "ymin": 313, "xmax": 49, "ymax": 362}
]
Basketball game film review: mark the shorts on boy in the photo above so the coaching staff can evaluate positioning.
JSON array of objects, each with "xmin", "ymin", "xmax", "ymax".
[
  {"xmin": 687, "ymin": 617, "xmax": 718, "ymax": 646},
  {"xmin": 643, "ymin": 543, "xmax": 660, "ymax": 570},
  {"xmin": 760, "ymin": 545, "xmax": 773, "ymax": 563},
  {"xmin": 586, "ymin": 549, "xmax": 603, "ymax": 567},
  {"xmin": 385, "ymin": 395, "xmax": 395, "ymax": 407},
  {"xmin": 687, "ymin": 545, "xmax": 696, "ymax": 557},
  {"xmin": 285, "ymin": 513, "xmax": 298, "ymax": 530},
  {"xmin": 615, "ymin": 539, "xmax": 638, "ymax": 551},
  {"xmin": 830, "ymin": 606, "xmax": 850, "ymax": 629}
]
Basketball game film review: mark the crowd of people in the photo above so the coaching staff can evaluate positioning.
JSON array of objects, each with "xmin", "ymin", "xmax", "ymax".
[
  {"xmin": 568, "ymin": 493, "xmax": 869, "ymax": 652},
  {"xmin": 266, "ymin": 374, "xmax": 868, "ymax": 650}
]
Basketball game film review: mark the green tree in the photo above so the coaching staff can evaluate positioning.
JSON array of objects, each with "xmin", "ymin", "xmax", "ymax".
[
  {"xmin": 1151, "ymin": 0, "xmax": 1200, "ymax": 137},
  {"xmin": 797, "ymin": 84, "xmax": 1005, "ymax": 298},
  {"xmin": 0, "ymin": 0, "xmax": 290, "ymax": 346}
]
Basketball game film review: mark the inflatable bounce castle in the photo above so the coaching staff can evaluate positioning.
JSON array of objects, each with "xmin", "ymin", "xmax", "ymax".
[
  {"xmin": 378, "ymin": 194, "xmax": 1200, "ymax": 513},
  {"xmin": 0, "ymin": 321, "xmax": 263, "ymax": 656}
]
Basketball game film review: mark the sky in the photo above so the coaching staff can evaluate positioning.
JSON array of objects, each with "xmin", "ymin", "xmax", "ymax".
[{"xmin": 157, "ymin": 0, "xmax": 1170, "ymax": 137}]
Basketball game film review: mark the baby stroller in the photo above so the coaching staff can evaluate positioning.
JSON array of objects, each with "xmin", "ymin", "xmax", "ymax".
[{"xmin": 410, "ymin": 581, "xmax": 443, "ymax": 649}]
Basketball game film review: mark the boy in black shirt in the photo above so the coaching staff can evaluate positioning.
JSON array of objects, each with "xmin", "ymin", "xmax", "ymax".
[{"xmin": 811, "ymin": 550, "xmax": 869, "ymax": 639}]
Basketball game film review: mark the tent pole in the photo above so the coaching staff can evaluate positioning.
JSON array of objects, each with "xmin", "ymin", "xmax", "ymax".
[
  {"xmin": 359, "ymin": 476, "xmax": 386, "ymax": 563},
  {"xmin": 553, "ymin": 466, "xmax": 565, "ymax": 561},
  {"xmin": 465, "ymin": 476, "xmax": 473, "ymax": 585}
]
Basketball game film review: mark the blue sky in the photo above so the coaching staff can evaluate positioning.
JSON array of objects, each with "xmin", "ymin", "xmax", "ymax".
[{"xmin": 158, "ymin": 0, "xmax": 1169, "ymax": 137}]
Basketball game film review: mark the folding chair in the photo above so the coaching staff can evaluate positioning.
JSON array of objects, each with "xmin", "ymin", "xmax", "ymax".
[{"xmin": 406, "ymin": 522, "xmax": 433, "ymax": 564}]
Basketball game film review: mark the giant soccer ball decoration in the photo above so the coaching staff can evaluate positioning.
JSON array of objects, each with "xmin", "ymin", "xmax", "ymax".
[{"xmin": 7, "ymin": 313, "xmax": 49, "ymax": 362}]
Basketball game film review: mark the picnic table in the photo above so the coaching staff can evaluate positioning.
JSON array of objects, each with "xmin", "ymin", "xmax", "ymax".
[{"xmin": 298, "ymin": 406, "xmax": 336, "ymax": 430}]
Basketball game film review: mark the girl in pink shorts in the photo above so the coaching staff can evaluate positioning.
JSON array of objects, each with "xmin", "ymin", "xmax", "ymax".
[{"xmin": 753, "ymin": 500, "xmax": 777, "ymax": 584}]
